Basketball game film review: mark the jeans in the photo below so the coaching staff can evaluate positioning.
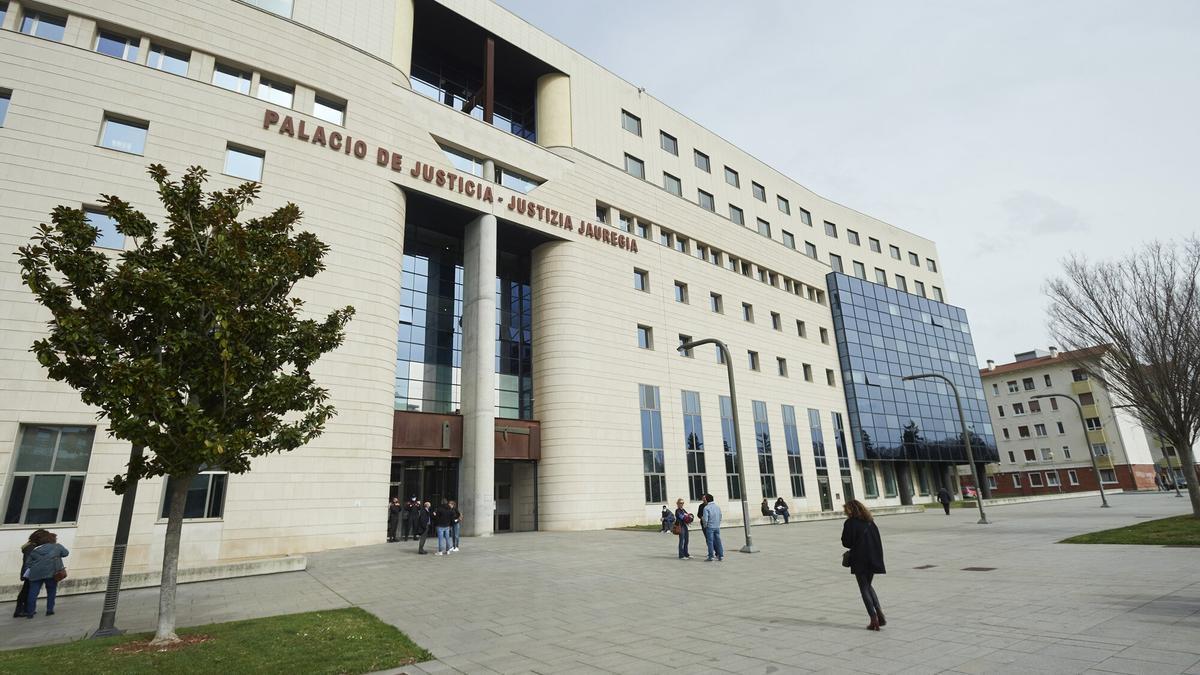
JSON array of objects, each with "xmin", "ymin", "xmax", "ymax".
[
  {"xmin": 779, "ymin": 510, "xmax": 789, "ymax": 524},
  {"xmin": 26, "ymin": 578, "xmax": 57, "ymax": 616},
  {"xmin": 437, "ymin": 526, "xmax": 451, "ymax": 553},
  {"xmin": 452, "ymin": 522, "xmax": 461, "ymax": 548},
  {"xmin": 677, "ymin": 527, "xmax": 689, "ymax": 558},
  {"xmin": 855, "ymin": 572, "xmax": 881, "ymax": 617},
  {"xmin": 703, "ymin": 527, "xmax": 715, "ymax": 559},
  {"xmin": 710, "ymin": 528, "xmax": 724, "ymax": 559}
]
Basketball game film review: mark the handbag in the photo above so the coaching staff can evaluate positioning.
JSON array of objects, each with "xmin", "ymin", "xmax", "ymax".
[
  {"xmin": 841, "ymin": 551, "xmax": 852, "ymax": 568},
  {"xmin": 53, "ymin": 568, "xmax": 68, "ymax": 582},
  {"xmin": 671, "ymin": 523, "xmax": 681, "ymax": 536}
]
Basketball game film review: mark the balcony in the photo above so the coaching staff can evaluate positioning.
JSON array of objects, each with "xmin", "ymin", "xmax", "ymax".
[{"xmin": 1071, "ymin": 379, "xmax": 1093, "ymax": 395}]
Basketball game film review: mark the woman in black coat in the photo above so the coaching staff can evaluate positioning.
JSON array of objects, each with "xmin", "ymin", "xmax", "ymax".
[
  {"xmin": 387, "ymin": 498, "xmax": 402, "ymax": 542},
  {"xmin": 841, "ymin": 499, "xmax": 886, "ymax": 630}
]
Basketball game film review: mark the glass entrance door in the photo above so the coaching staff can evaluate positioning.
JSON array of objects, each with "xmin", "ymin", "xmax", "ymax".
[
  {"xmin": 390, "ymin": 458, "xmax": 459, "ymax": 505},
  {"xmin": 818, "ymin": 476, "xmax": 833, "ymax": 511}
]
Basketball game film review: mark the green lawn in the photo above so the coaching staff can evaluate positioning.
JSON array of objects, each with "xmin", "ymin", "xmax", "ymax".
[
  {"xmin": 1060, "ymin": 515, "xmax": 1200, "ymax": 546},
  {"xmin": 921, "ymin": 500, "xmax": 975, "ymax": 509},
  {"xmin": 0, "ymin": 608, "xmax": 431, "ymax": 674}
]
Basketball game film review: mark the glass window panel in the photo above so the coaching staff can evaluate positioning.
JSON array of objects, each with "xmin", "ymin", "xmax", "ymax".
[
  {"xmin": 97, "ymin": 31, "xmax": 138, "ymax": 61},
  {"xmin": 16, "ymin": 427, "xmax": 58, "ymax": 471},
  {"xmin": 245, "ymin": 0, "xmax": 294, "ymax": 16},
  {"xmin": 148, "ymin": 45, "xmax": 190, "ymax": 76},
  {"xmin": 213, "ymin": 64, "xmax": 252, "ymax": 94},
  {"xmin": 313, "ymin": 95, "xmax": 346, "ymax": 125},
  {"xmin": 21, "ymin": 12, "xmax": 67, "ymax": 41},
  {"xmin": 100, "ymin": 117, "xmax": 148, "ymax": 155},
  {"xmin": 256, "ymin": 78, "xmax": 294, "ymax": 107},
  {"xmin": 0, "ymin": 90, "xmax": 9, "ymax": 127},
  {"xmin": 61, "ymin": 475, "xmax": 86, "ymax": 522},
  {"xmin": 4, "ymin": 476, "xmax": 29, "ymax": 524},
  {"xmin": 25, "ymin": 474, "xmax": 66, "ymax": 524},
  {"xmin": 53, "ymin": 427, "xmax": 95, "ymax": 472},
  {"xmin": 225, "ymin": 146, "xmax": 264, "ymax": 181}
]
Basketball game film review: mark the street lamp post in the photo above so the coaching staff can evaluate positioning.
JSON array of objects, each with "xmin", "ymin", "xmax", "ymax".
[
  {"xmin": 678, "ymin": 338, "xmax": 757, "ymax": 553},
  {"xmin": 1032, "ymin": 394, "xmax": 1110, "ymax": 507},
  {"xmin": 902, "ymin": 373, "xmax": 989, "ymax": 524}
]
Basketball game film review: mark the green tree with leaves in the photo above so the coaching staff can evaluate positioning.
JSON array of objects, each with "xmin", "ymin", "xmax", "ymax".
[{"xmin": 17, "ymin": 165, "xmax": 354, "ymax": 644}]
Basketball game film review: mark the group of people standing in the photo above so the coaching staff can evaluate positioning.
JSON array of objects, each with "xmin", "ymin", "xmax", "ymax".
[
  {"xmin": 388, "ymin": 497, "xmax": 463, "ymax": 556},
  {"xmin": 667, "ymin": 494, "xmax": 724, "ymax": 561},
  {"xmin": 12, "ymin": 529, "xmax": 69, "ymax": 619}
]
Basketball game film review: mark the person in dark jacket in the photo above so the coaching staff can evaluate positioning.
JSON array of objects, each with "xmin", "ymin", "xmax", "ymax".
[
  {"xmin": 774, "ymin": 497, "xmax": 790, "ymax": 524},
  {"xmin": 449, "ymin": 500, "xmax": 462, "ymax": 552},
  {"xmin": 841, "ymin": 499, "xmax": 886, "ymax": 630},
  {"xmin": 13, "ymin": 529, "xmax": 49, "ymax": 618},
  {"xmin": 660, "ymin": 505, "xmax": 674, "ymax": 533},
  {"xmin": 415, "ymin": 501, "xmax": 432, "ymax": 554},
  {"xmin": 404, "ymin": 497, "xmax": 420, "ymax": 541},
  {"xmin": 387, "ymin": 498, "xmax": 402, "ymax": 542},
  {"xmin": 761, "ymin": 498, "xmax": 779, "ymax": 524},
  {"xmin": 674, "ymin": 498, "xmax": 691, "ymax": 559},
  {"xmin": 23, "ymin": 530, "xmax": 69, "ymax": 618},
  {"xmin": 937, "ymin": 487, "xmax": 952, "ymax": 515}
]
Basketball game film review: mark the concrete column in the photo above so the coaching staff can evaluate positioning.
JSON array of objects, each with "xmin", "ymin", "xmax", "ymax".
[
  {"xmin": 1, "ymin": 3, "xmax": 20, "ymax": 32},
  {"xmin": 391, "ymin": 0, "xmax": 416, "ymax": 80},
  {"xmin": 975, "ymin": 462, "xmax": 993, "ymax": 498},
  {"xmin": 535, "ymin": 73, "xmax": 572, "ymax": 147},
  {"xmin": 459, "ymin": 213, "xmax": 497, "ymax": 536}
]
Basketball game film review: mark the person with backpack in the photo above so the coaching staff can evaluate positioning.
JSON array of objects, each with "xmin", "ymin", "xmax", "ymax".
[
  {"xmin": 22, "ymin": 530, "xmax": 69, "ymax": 618},
  {"xmin": 673, "ymin": 498, "xmax": 692, "ymax": 559},
  {"xmin": 841, "ymin": 499, "xmax": 887, "ymax": 631}
]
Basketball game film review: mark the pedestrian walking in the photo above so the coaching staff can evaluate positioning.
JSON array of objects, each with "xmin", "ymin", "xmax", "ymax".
[
  {"xmin": 434, "ymin": 499, "xmax": 455, "ymax": 555},
  {"xmin": 415, "ymin": 501, "xmax": 432, "ymax": 554},
  {"xmin": 702, "ymin": 494, "xmax": 724, "ymax": 561},
  {"xmin": 774, "ymin": 497, "xmax": 790, "ymax": 524},
  {"xmin": 936, "ymin": 487, "xmax": 952, "ymax": 515},
  {"xmin": 660, "ymin": 505, "xmax": 675, "ymax": 533},
  {"xmin": 387, "ymin": 497, "xmax": 401, "ymax": 542},
  {"xmin": 12, "ymin": 530, "xmax": 47, "ymax": 618},
  {"xmin": 405, "ymin": 497, "xmax": 421, "ymax": 542},
  {"xmin": 841, "ymin": 499, "xmax": 886, "ymax": 631},
  {"xmin": 673, "ymin": 498, "xmax": 692, "ymax": 559},
  {"xmin": 761, "ymin": 498, "xmax": 779, "ymax": 524},
  {"xmin": 22, "ymin": 530, "xmax": 69, "ymax": 618},
  {"xmin": 449, "ymin": 499, "xmax": 462, "ymax": 551}
]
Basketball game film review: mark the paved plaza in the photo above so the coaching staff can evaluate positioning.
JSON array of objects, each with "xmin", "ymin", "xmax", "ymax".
[{"xmin": 2, "ymin": 493, "xmax": 1198, "ymax": 674}]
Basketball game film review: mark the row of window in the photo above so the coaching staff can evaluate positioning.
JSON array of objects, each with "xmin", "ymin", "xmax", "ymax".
[
  {"xmin": 635, "ymin": 324, "xmax": 837, "ymax": 384},
  {"xmin": 619, "ymin": 108, "xmax": 939, "ymax": 283},
  {"xmin": 6, "ymin": 4, "xmax": 346, "ymax": 125},
  {"xmin": 996, "ymin": 396, "xmax": 1063, "ymax": 418},
  {"xmin": 636, "ymin": 270, "xmax": 829, "ymax": 336},
  {"xmin": 1006, "ymin": 468, "xmax": 1118, "ymax": 489},
  {"xmin": 598, "ymin": 202, "xmax": 828, "ymax": 306},
  {"xmin": 830, "ymin": 254, "xmax": 944, "ymax": 302},
  {"xmin": 992, "ymin": 369, "xmax": 1090, "ymax": 397},
  {"xmin": 998, "ymin": 416, "xmax": 1102, "ymax": 442},
  {"xmin": 3, "ymin": 425, "xmax": 226, "ymax": 526},
  {"xmin": 1003, "ymin": 442, "xmax": 1108, "ymax": 466}
]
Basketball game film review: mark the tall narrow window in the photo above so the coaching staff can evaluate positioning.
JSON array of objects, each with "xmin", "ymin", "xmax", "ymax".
[
  {"xmin": 752, "ymin": 401, "xmax": 777, "ymax": 498},
  {"xmin": 833, "ymin": 412, "xmax": 854, "ymax": 499},
  {"xmin": 875, "ymin": 268, "xmax": 888, "ymax": 286},
  {"xmin": 782, "ymin": 405, "xmax": 806, "ymax": 497},
  {"xmin": 808, "ymin": 408, "xmax": 828, "ymax": 476},
  {"xmin": 682, "ymin": 391, "xmax": 708, "ymax": 501},
  {"xmin": 709, "ymin": 292, "xmax": 723, "ymax": 313},
  {"xmin": 748, "ymin": 351, "xmax": 760, "ymax": 371},
  {"xmin": 777, "ymin": 196, "xmax": 790, "ymax": 214},
  {"xmin": 771, "ymin": 312, "xmax": 782, "ymax": 330},
  {"xmin": 639, "ymin": 385, "xmax": 666, "ymax": 503},
  {"xmin": 895, "ymin": 274, "xmax": 908, "ymax": 293},
  {"xmin": 742, "ymin": 303, "xmax": 754, "ymax": 322},
  {"xmin": 633, "ymin": 268, "xmax": 648, "ymax": 291},
  {"xmin": 0, "ymin": 89, "xmax": 10, "ymax": 127},
  {"xmin": 756, "ymin": 218, "xmax": 771, "ymax": 238},
  {"xmin": 783, "ymin": 231, "xmax": 796, "ymax": 249},
  {"xmin": 932, "ymin": 286, "xmax": 943, "ymax": 302},
  {"xmin": 777, "ymin": 357, "xmax": 788, "ymax": 376},
  {"xmin": 637, "ymin": 324, "xmax": 653, "ymax": 349},
  {"xmin": 719, "ymin": 396, "xmax": 741, "ymax": 499},
  {"xmin": 853, "ymin": 261, "xmax": 866, "ymax": 279},
  {"xmin": 862, "ymin": 464, "xmax": 879, "ymax": 498},
  {"xmin": 804, "ymin": 241, "xmax": 817, "ymax": 258},
  {"xmin": 3, "ymin": 425, "xmax": 95, "ymax": 525}
]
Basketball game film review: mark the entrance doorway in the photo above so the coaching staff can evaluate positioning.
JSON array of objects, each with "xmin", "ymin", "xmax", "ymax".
[
  {"xmin": 817, "ymin": 476, "xmax": 833, "ymax": 511},
  {"xmin": 390, "ymin": 458, "xmax": 459, "ymax": 505}
]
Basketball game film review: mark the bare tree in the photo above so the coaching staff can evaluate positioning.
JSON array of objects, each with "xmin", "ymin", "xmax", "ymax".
[{"xmin": 1047, "ymin": 237, "xmax": 1200, "ymax": 517}]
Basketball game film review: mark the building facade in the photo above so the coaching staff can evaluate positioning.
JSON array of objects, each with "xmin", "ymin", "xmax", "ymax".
[
  {"xmin": 1, "ymin": 0, "xmax": 980, "ymax": 582},
  {"xmin": 978, "ymin": 347, "xmax": 1164, "ymax": 495}
]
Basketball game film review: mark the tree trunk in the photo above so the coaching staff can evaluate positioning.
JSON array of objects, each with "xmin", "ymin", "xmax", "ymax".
[
  {"xmin": 151, "ymin": 475, "xmax": 191, "ymax": 645},
  {"xmin": 1172, "ymin": 436, "xmax": 1200, "ymax": 517}
]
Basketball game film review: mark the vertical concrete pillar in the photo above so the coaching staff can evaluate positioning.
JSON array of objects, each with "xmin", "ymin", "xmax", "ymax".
[
  {"xmin": 391, "ymin": 0, "xmax": 416, "ymax": 79},
  {"xmin": 975, "ymin": 462, "xmax": 993, "ymax": 498},
  {"xmin": 459, "ymin": 213, "xmax": 497, "ymax": 536},
  {"xmin": 535, "ymin": 73, "xmax": 572, "ymax": 147}
]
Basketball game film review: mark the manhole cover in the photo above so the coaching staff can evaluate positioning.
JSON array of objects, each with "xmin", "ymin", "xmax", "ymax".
[
  {"xmin": 913, "ymin": 564, "xmax": 937, "ymax": 569},
  {"xmin": 961, "ymin": 567, "xmax": 996, "ymax": 571}
]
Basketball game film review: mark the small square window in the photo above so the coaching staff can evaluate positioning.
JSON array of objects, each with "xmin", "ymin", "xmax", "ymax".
[
  {"xmin": 729, "ymin": 205, "xmax": 744, "ymax": 225},
  {"xmin": 752, "ymin": 182, "xmax": 766, "ymax": 202},
  {"xmin": 777, "ymin": 357, "xmax": 788, "ymax": 377},
  {"xmin": 926, "ymin": 258, "xmax": 938, "ymax": 273},
  {"xmin": 213, "ymin": 63, "xmax": 252, "ymax": 94},
  {"xmin": 847, "ymin": 230, "xmax": 860, "ymax": 245},
  {"xmin": 804, "ymin": 241, "xmax": 817, "ymax": 258},
  {"xmin": 694, "ymin": 149, "xmax": 710, "ymax": 172},
  {"xmin": 875, "ymin": 268, "xmax": 888, "ymax": 286},
  {"xmin": 621, "ymin": 110, "xmax": 642, "ymax": 136},
  {"xmin": 819, "ymin": 327, "xmax": 829, "ymax": 344},
  {"xmin": 826, "ymin": 369, "xmax": 836, "ymax": 386},
  {"xmin": 748, "ymin": 351, "xmax": 760, "ymax": 371},
  {"xmin": 663, "ymin": 172, "xmax": 682, "ymax": 196},
  {"xmin": 660, "ymin": 131, "xmax": 678, "ymax": 155},
  {"xmin": 889, "ymin": 245, "xmax": 901, "ymax": 260},
  {"xmin": 637, "ymin": 325, "xmax": 653, "ymax": 349},
  {"xmin": 932, "ymin": 286, "xmax": 943, "ymax": 302},
  {"xmin": 633, "ymin": 268, "xmax": 648, "ymax": 291},
  {"xmin": 698, "ymin": 190, "xmax": 715, "ymax": 211},
  {"xmin": 853, "ymin": 261, "xmax": 866, "ymax": 279},
  {"xmin": 710, "ymin": 293, "xmax": 723, "ymax": 313},
  {"xmin": 908, "ymin": 251, "xmax": 920, "ymax": 266},
  {"xmin": 678, "ymin": 334, "xmax": 693, "ymax": 357},
  {"xmin": 724, "ymin": 166, "xmax": 740, "ymax": 188},
  {"xmin": 829, "ymin": 254, "xmax": 843, "ymax": 273},
  {"xmin": 313, "ymin": 95, "xmax": 346, "ymax": 125},
  {"xmin": 99, "ymin": 115, "xmax": 148, "ymax": 155},
  {"xmin": 796, "ymin": 320, "xmax": 807, "ymax": 338},
  {"xmin": 782, "ymin": 231, "xmax": 795, "ymax": 249},
  {"xmin": 798, "ymin": 208, "xmax": 812, "ymax": 226},
  {"xmin": 869, "ymin": 237, "xmax": 881, "ymax": 253},
  {"xmin": 624, "ymin": 154, "xmax": 645, "ymax": 179},
  {"xmin": 635, "ymin": 220, "xmax": 649, "ymax": 239},
  {"xmin": 756, "ymin": 218, "xmax": 771, "ymax": 238},
  {"xmin": 148, "ymin": 44, "xmax": 190, "ymax": 76},
  {"xmin": 895, "ymin": 274, "xmax": 907, "ymax": 293},
  {"xmin": 742, "ymin": 303, "xmax": 754, "ymax": 323},
  {"xmin": 824, "ymin": 221, "xmax": 838, "ymax": 238},
  {"xmin": 257, "ymin": 77, "xmax": 295, "ymax": 108},
  {"xmin": 224, "ymin": 144, "xmax": 265, "ymax": 181},
  {"xmin": 674, "ymin": 281, "xmax": 688, "ymax": 304},
  {"xmin": 20, "ymin": 11, "xmax": 67, "ymax": 42},
  {"xmin": 802, "ymin": 363, "xmax": 813, "ymax": 382},
  {"xmin": 596, "ymin": 204, "xmax": 610, "ymax": 224},
  {"xmin": 777, "ymin": 196, "xmax": 790, "ymax": 214},
  {"xmin": 1044, "ymin": 374, "xmax": 1052, "ymax": 387},
  {"xmin": 84, "ymin": 207, "xmax": 125, "ymax": 250},
  {"xmin": 96, "ymin": 30, "xmax": 140, "ymax": 62}
]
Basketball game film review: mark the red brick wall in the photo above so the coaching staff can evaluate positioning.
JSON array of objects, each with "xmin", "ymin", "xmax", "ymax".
[{"xmin": 965, "ymin": 464, "xmax": 1156, "ymax": 496}]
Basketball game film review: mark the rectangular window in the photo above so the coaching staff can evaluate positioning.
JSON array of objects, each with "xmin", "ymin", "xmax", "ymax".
[
  {"xmin": 148, "ymin": 44, "xmax": 190, "ymax": 76},
  {"xmin": 160, "ymin": 472, "xmax": 228, "ymax": 519},
  {"xmin": 639, "ymin": 385, "xmax": 666, "ymax": 503},
  {"xmin": 682, "ymin": 391, "xmax": 708, "ymax": 501},
  {"xmin": 1022, "ymin": 377, "xmax": 1036, "ymax": 391},
  {"xmin": 869, "ymin": 237, "xmax": 881, "ymax": 252},
  {"xmin": 306, "ymin": 96, "xmax": 346, "ymax": 128},
  {"xmin": 1007, "ymin": 450, "xmax": 1016, "ymax": 463},
  {"xmin": 1043, "ymin": 374, "xmax": 1052, "ymax": 387},
  {"xmin": 694, "ymin": 149, "xmax": 710, "ymax": 172},
  {"xmin": 0, "ymin": 89, "xmax": 9, "ymax": 127},
  {"xmin": 224, "ymin": 144, "xmax": 264, "ymax": 181},
  {"xmin": 1063, "ymin": 445, "xmax": 1071, "ymax": 458},
  {"xmin": 212, "ymin": 63, "xmax": 252, "ymax": 94},
  {"xmin": 0, "ymin": 3, "xmax": 7, "ymax": 26},
  {"xmin": 710, "ymin": 292, "xmax": 723, "ymax": 313},
  {"xmin": 84, "ymin": 207, "xmax": 126, "ymax": 250},
  {"xmin": 659, "ymin": 130, "xmax": 678, "ymax": 155},
  {"xmin": 636, "ymin": 220, "xmax": 649, "ymax": 239},
  {"xmin": 804, "ymin": 241, "xmax": 817, "ymax": 258},
  {"xmin": 594, "ymin": 204, "xmax": 609, "ymax": 224},
  {"xmin": 926, "ymin": 258, "xmax": 938, "ymax": 272},
  {"xmin": 729, "ymin": 204, "xmax": 744, "ymax": 225},
  {"xmin": 752, "ymin": 401, "xmax": 777, "ymax": 498},
  {"xmin": 796, "ymin": 320, "xmax": 807, "ymax": 338},
  {"xmin": 913, "ymin": 280, "xmax": 926, "ymax": 297},
  {"xmin": 889, "ymin": 245, "xmax": 901, "ymax": 260},
  {"xmin": 1056, "ymin": 421, "xmax": 1065, "ymax": 434},
  {"xmin": 819, "ymin": 327, "xmax": 829, "ymax": 344},
  {"xmin": 663, "ymin": 172, "xmax": 682, "ymax": 196},
  {"xmin": 719, "ymin": 396, "xmax": 741, "ymax": 499},
  {"xmin": 777, "ymin": 357, "xmax": 788, "ymax": 377},
  {"xmin": 932, "ymin": 286, "xmax": 943, "ymax": 302},
  {"xmin": 618, "ymin": 213, "xmax": 634, "ymax": 232},
  {"xmin": 1002, "ymin": 428, "xmax": 1010, "ymax": 440},
  {"xmin": 633, "ymin": 268, "xmax": 648, "ymax": 291},
  {"xmin": 875, "ymin": 268, "xmax": 888, "ymax": 286},
  {"xmin": 894, "ymin": 274, "xmax": 907, "ymax": 293},
  {"xmin": 1040, "ymin": 448, "xmax": 1053, "ymax": 461},
  {"xmin": 992, "ymin": 383, "xmax": 1000, "ymax": 395},
  {"xmin": 1007, "ymin": 380, "xmax": 1020, "ymax": 393},
  {"xmin": 742, "ymin": 303, "xmax": 753, "ymax": 322},
  {"xmin": 257, "ymin": 78, "xmax": 294, "ymax": 108},
  {"xmin": 756, "ymin": 218, "xmax": 771, "ymax": 238},
  {"xmin": 782, "ymin": 405, "xmax": 806, "ymax": 497},
  {"xmin": 99, "ymin": 115, "xmax": 147, "ymax": 155},
  {"xmin": 1091, "ymin": 442, "xmax": 1109, "ymax": 456},
  {"xmin": 826, "ymin": 369, "xmax": 836, "ymax": 386},
  {"xmin": 1012, "ymin": 474, "xmax": 1022, "ymax": 488},
  {"xmin": 799, "ymin": 363, "xmax": 812, "ymax": 382},
  {"xmin": 1072, "ymin": 369, "xmax": 1089, "ymax": 381},
  {"xmin": 1085, "ymin": 418, "xmax": 1102, "ymax": 431},
  {"xmin": 1068, "ymin": 470, "xmax": 1079, "ymax": 485},
  {"xmin": 1078, "ymin": 392, "xmax": 1095, "ymax": 406},
  {"xmin": 829, "ymin": 254, "xmax": 843, "ymax": 273},
  {"xmin": 853, "ymin": 261, "xmax": 866, "ymax": 279},
  {"xmin": 908, "ymin": 251, "xmax": 920, "ymax": 266},
  {"xmin": 678, "ymin": 334, "xmax": 693, "ymax": 358},
  {"xmin": 621, "ymin": 110, "xmax": 641, "ymax": 136},
  {"xmin": 698, "ymin": 190, "xmax": 715, "ymax": 211},
  {"xmin": 862, "ymin": 465, "xmax": 878, "ymax": 499},
  {"xmin": 1099, "ymin": 469, "xmax": 1117, "ymax": 484},
  {"xmin": 824, "ymin": 221, "xmax": 838, "ymax": 238},
  {"xmin": 777, "ymin": 196, "xmax": 790, "ymax": 214},
  {"xmin": 997, "ymin": 405, "xmax": 1005, "ymax": 418},
  {"xmin": 673, "ymin": 281, "xmax": 688, "ymax": 303},
  {"xmin": 796, "ymin": 208, "xmax": 812, "ymax": 227},
  {"xmin": 881, "ymin": 462, "xmax": 896, "ymax": 496},
  {"xmin": 748, "ymin": 351, "xmax": 760, "ymax": 371},
  {"xmin": 4, "ymin": 425, "xmax": 94, "ymax": 525},
  {"xmin": 715, "ymin": 344, "xmax": 725, "ymax": 364},
  {"xmin": 20, "ymin": 10, "xmax": 67, "ymax": 41},
  {"xmin": 770, "ymin": 312, "xmax": 782, "ymax": 331},
  {"xmin": 1018, "ymin": 426, "xmax": 1030, "ymax": 438},
  {"xmin": 1029, "ymin": 472, "xmax": 1043, "ymax": 487},
  {"xmin": 1029, "ymin": 400, "xmax": 1042, "ymax": 414},
  {"xmin": 782, "ymin": 231, "xmax": 796, "ymax": 249},
  {"xmin": 724, "ymin": 166, "xmax": 740, "ymax": 187},
  {"xmin": 245, "ymin": 0, "xmax": 294, "ymax": 16},
  {"xmin": 1013, "ymin": 402, "xmax": 1025, "ymax": 415},
  {"xmin": 752, "ymin": 182, "xmax": 766, "ymax": 202},
  {"xmin": 96, "ymin": 30, "xmax": 139, "ymax": 62},
  {"xmin": 847, "ymin": 230, "xmax": 860, "ymax": 245},
  {"xmin": 624, "ymin": 154, "xmax": 645, "ymax": 179},
  {"xmin": 674, "ymin": 236, "xmax": 687, "ymax": 254},
  {"xmin": 637, "ymin": 324, "xmax": 653, "ymax": 349}
]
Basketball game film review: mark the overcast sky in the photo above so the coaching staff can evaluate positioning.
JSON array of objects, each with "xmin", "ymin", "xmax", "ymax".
[{"xmin": 498, "ymin": 0, "xmax": 1199, "ymax": 365}]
